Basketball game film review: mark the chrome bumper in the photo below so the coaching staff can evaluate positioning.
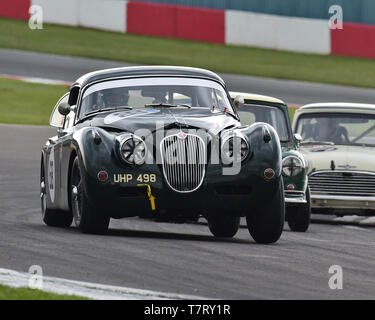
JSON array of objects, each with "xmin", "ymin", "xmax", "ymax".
[
  {"xmin": 311, "ymin": 194, "xmax": 375, "ymax": 210},
  {"xmin": 285, "ymin": 190, "xmax": 307, "ymax": 204}
]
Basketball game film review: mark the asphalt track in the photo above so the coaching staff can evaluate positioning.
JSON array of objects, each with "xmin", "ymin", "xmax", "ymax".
[
  {"xmin": 0, "ymin": 49, "xmax": 375, "ymax": 299},
  {"xmin": 3, "ymin": 48, "xmax": 375, "ymax": 105}
]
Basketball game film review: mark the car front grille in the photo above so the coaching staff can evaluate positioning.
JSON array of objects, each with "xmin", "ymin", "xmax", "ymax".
[
  {"xmin": 160, "ymin": 133, "xmax": 206, "ymax": 193},
  {"xmin": 309, "ymin": 171, "xmax": 375, "ymax": 197}
]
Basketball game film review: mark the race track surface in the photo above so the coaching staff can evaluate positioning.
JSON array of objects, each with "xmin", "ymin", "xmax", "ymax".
[
  {"xmin": 2, "ymin": 48, "xmax": 375, "ymax": 105},
  {"xmin": 0, "ymin": 124, "xmax": 374, "ymax": 299}
]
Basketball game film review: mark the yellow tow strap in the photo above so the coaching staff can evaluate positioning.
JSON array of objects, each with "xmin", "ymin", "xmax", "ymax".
[{"xmin": 137, "ymin": 184, "xmax": 156, "ymax": 211}]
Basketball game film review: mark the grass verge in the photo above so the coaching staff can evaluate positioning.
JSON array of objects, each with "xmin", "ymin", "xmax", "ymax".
[
  {"xmin": 1, "ymin": 18, "xmax": 375, "ymax": 88},
  {"xmin": 0, "ymin": 78, "xmax": 67, "ymax": 125},
  {"xmin": 0, "ymin": 284, "xmax": 87, "ymax": 300}
]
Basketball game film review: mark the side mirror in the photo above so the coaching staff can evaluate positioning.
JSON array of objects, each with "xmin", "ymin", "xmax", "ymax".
[
  {"xmin": 294, "ymin": 133, "xmax": 302, "ymax": 147},
  {"xmin": 233, "ymin": 95, "xmax": 245, "ymax": 109},
  {"xmin": 58, "ymin": 102, "xmax": 71, "ymax": 116}
]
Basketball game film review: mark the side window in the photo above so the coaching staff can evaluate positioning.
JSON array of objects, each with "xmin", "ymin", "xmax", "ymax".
[{"xmin": 50, "ymin": 93, "xmax": 69, "ymax": 128}]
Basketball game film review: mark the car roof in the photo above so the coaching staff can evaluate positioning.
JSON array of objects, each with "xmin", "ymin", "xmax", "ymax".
[
  {"xmin": 73, "ymin": 66, "xmax": 226, "ymax": 88},
  {"xmin": 229, "ymin": 91, "xmax": 285, "ymax": 105},
  {"xmin": 299, "ymin": 102, "xmax": 375, "ymax": 111}
]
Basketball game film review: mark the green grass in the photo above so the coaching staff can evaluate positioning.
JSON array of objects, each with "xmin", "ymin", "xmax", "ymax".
[
  {"xmin": 1, "ymin": 18, "xmax": 375, "ymax": 88},
  {"xmin": 0, "ymin": 78, "xmax": 67, "ymax": 125},
  {"xmin": 0, "ymin": 284, "xmax": 87, "ymax": 300}
]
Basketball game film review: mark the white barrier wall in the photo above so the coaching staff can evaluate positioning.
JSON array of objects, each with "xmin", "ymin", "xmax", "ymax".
[
  {"xmin": 28, "ymin": 1, "xmax": 330, "ymax": 55},
  {"xmin": 32, "ymin": 0, "xmax": 79, "ymax": 26},
  {"xmin": 78, "ymin": 0, "xmax": 126, "ymax": 32},
  {"xmin": 226, "ymin": 10, "xmax": 330, "ymax": 54},
  {"xmin": 32, "ymin": 0, "xmax": 127, "ymax": 32}
]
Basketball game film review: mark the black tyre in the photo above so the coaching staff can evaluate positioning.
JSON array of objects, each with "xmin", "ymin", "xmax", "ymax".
[
  {"xmin": 287, "ymin": 186, "xmax": 311, "ymax": 232},
  {"xmin": 41, "ymin": 159, "xmax": 73, "ymax": 228},
  {"xmin": 208, "ymin": 214, "xmax": 240, "ymax": 238},
  {"xmin": 70, "ymin": 157, "xmax": 109, "ymax": 234},
  {"xmin": 246, "ymin": 180, "xmax": 285, "ymax": 244}
]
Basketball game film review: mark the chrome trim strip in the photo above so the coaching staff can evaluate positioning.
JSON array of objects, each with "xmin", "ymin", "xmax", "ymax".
[
  {"xmin": 311, "ymin": 194, "xmax": 375, "ymax": 202},
  {"xmin": 285, "ymin": 197, "xmax": 307, "ymax": 204},
  {"xmin": 309, "ymin": 170, "xmax": 375, "ymax": 177}
]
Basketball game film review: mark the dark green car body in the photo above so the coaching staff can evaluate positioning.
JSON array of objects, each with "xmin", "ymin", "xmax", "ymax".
[{"xmin": 41, "ymin": 67, "xmax": 285, "ymax": 240}]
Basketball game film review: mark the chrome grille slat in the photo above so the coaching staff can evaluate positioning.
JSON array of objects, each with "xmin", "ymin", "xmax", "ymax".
[
  {"xmin": 309, "ymin": 171, "xmax": 375, "ymax": 197},
  {"xmin": 161, "ymin": 134, "xmax": 206, "ymax": 193}
]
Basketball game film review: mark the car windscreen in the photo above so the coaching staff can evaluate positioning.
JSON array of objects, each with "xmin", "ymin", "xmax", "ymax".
[
  {"xmin": 79, "ymin": 77, "xmax": 233, "ymax": 118},
  {"xmin": 237, "ymin": 104, "xmax": 290, "ymax": 141},
  {"xmin": 295, "ymin": 112, "xmax": 375, "ymax": 146}
]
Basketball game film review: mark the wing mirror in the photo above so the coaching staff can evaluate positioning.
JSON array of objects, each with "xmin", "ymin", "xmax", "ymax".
[
  {"xmin": 294, "ymin": 133, "xmax": 302, "ymax": 147},
  {"xmin": 58, "ymin": 102, "xmax": 72, "ymax": 116},
  {"xmin": 233, "ymin": 95, "xmax": 245, "ymax": 109}
]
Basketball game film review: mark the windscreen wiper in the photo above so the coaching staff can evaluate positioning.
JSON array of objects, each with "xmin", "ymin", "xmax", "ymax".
[
  {"xmin": 77, "ymin": 106, "xmax": 133, "ymax": 124},
  {"xmin": 145, "ymin": 103, "xmax": 191, "ymax": 108},
  {"xmin": 300, "ymin": 141, "xmax": 335, "ymax": 146},
  {"xmin": 85, "ymin": 106, "xmax": 133, "ymax": 116}
]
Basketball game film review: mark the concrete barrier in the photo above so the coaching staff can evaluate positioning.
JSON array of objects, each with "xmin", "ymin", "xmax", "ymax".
[{"xmin": 226, "ymin": 10, "xmax": 330, "ymax": 54}]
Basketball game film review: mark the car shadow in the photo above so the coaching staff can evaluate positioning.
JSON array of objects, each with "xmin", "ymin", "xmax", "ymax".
[{"xmin": 106, "ymin": 228, "xmax": 254, "ymax": 244}]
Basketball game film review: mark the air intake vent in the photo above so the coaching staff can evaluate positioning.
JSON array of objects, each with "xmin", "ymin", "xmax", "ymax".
[{"xmin": 160, "ymin": 133, "xmax": 206, "ymax": 193}]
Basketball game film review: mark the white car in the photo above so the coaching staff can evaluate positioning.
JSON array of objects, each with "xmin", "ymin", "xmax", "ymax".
[{"xmin": 293, "ymin": 103, "xmax": 375, "ymax": 216}]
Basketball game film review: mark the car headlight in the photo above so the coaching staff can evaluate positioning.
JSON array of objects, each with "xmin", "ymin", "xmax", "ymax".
[
  {"xmin": 117, "ymin": 134, "xmax": 147, "ymax": 166},
  {"xmin": 282, "ymin": 156, "xmax": 303, "ymax": 177},
  {"xmin": 221, "ymin": 136, "xmax": 249, "ymax": 164}
]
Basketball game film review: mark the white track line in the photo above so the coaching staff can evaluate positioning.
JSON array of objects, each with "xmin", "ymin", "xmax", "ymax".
[
  {"xmin": 0, "ymin": 74, "xmax": 71, "ymax": 87},
  {"xmin": 0, "ymin": 268, "xmax": 209, "ymax": 300}
]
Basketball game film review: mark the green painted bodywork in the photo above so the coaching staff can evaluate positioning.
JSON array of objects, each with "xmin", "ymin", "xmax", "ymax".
[
  {"xmin": 240, "ymin": 99, "xmax": 308, "ymax": 206},
  {"xmin": 42, "ymin": 67, "xmax": 284, "ymax": 220}
]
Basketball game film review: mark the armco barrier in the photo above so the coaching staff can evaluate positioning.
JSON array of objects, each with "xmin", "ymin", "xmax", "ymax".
[
  {"xmin": 331, "ymin": 23, "xmax": 375, "ymax": 59},
  {"xmin": 127, "ymin": 1, "xmax": 225, "ymax": 43},
  {"xmin": 32, "ymin": 0, "xmax": 79, "ymax": 26},
  {"xmin": 129, "ymin": 0, "xmax": 375, "ymax": 26},
  {"xmin": 226, "ymin": 10, "xmax": 330, "ymax": 54},
  {"xmin": 2, "ymin": 0, "xmax": 375, "ymax": 60},
  {"xmin": 127, "ymin": 1, "xmax": 175, "ymax": 38},
  {"xmin": 0, "ymin": 0, "xmax": 30, "ymax": 20}
]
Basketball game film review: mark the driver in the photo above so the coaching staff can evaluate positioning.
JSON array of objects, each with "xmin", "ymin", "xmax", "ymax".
[
  {"xmin": 99, "ymin": 88, "xmax": 129, "ymax": 108},
  {"xmin": 315, "ymin": 118, "xmax": 349, "ymax": 144}
]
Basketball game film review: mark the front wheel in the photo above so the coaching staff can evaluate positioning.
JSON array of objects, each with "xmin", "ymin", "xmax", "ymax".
[
  {"xmin": 70, "ymin": 157, "xmax": 110, "ymax": 234},
  {"xmin": 208, "ymin": 214, "xmax": 240, "ymax": 238},
  {"xmin": 246, "ymin": 180, "xmax": 285, "ymax": 244},
  {"xmin": 286, "ymin": 186, "xmax": 311, "ymax": 232}
]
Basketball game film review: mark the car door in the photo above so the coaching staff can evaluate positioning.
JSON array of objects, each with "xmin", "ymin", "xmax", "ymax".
[{"xmin": 45, "ymin": 93, "xmax": 69, "ymax": 209}]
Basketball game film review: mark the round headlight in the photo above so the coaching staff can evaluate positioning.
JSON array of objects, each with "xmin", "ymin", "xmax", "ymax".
[
  {"xmin": 119, "ymin": 135, "xmax": 147, "ymax": 165},
  {"xmin": 282, "ymin": 156, "xmax": 303, "ymax": 177},
  {"xmin": 221, "ymin": 136, "xmax": 249, "ymax": 164}
]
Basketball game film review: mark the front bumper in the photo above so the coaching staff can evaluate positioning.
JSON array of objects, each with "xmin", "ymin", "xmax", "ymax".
[
  {"xmin": 285, "ymin": 190, "xmax": 307, "ymax": 205},
  {"xmin": 83, "ymin": 164, "xmax": 281, "ymax": 218},
  {"xmin": 311, "ymin": 194, "xmax": 375, "ymax": 211}
]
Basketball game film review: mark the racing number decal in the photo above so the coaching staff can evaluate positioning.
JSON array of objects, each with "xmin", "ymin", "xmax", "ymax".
[
  {"xmin": 137, "ymin": 174, "xmax": 156, "ymax": 183},
  {"xmin": 48, "ymin": 148, "xmax": 55, "ymax": 203}
]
